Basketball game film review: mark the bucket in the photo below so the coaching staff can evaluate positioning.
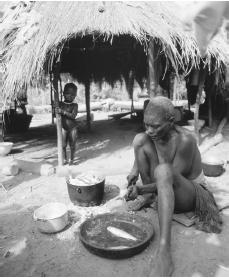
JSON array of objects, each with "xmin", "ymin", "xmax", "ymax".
[
  {"xmin": 202, "ymin": 156, "xmax": 225, "ymax": 177},
  {"xmin": 0, "ymin": 142, "xmax": 13, "ymax": 156}
]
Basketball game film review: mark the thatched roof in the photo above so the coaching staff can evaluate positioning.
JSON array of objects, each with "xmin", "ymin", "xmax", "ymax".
[{"xmin": 1, "ymin": 1, "xmax": 229, "ymax": 100}]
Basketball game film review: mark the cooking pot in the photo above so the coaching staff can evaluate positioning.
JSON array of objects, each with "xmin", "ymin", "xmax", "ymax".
[
  {"xmin": 33, "ymin": 202, "xmax": 68, "ymax": 233},
  {"xmin": 202, "ymin": 156, "xmax": 226, "ymax": 177},
  {"xmin": 66, "ymin": 177, "xmax": 105, "ymax": 207}
]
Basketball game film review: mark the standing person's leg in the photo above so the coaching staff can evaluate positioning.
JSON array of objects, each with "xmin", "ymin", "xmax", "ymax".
[
  {"xmin": 149, "ymin": 164, "xmax": 196, "ymax": 276},
  {"xmin": 62, "ymin": 128, "xmax": 67, "ymax": 164},
  {"xmin": 69, "ymin": 127, "xmax": 78, "ymax": 165}
]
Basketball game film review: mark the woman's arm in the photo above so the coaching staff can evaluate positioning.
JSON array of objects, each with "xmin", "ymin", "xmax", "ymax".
[{"xmin": 137, "ymin": 183, "xmax": 157, "ymax": 194}]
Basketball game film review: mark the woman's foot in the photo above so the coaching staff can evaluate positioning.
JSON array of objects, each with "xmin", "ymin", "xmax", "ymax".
[
  {"xmin": 126, "ymin": 194, "xmax": 155, "ymax": 211},
  {"xmin": 149, "ymin": 248, "xmax": 174, "ymax": 277}
]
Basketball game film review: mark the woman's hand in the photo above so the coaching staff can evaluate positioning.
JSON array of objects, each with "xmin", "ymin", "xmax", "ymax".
[
  {"xmin": 127, "ymin": 173, "xmax": 139, "ymax": 187},
  {"xmin": 125, "ymin": 185, "xmax": 139, "ymax": 201},
  {"xmin": 125, "ymin": 172, "xmax": 139, "ymax": 201}
]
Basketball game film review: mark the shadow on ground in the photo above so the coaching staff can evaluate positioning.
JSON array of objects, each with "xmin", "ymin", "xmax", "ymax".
[
  {"xmin": 0, "ymin": 118, "xmax": 141, "ymax": 190},
  {"xmin": 5, "ymin": 118, "xmax": 141, "ymax": 166}
]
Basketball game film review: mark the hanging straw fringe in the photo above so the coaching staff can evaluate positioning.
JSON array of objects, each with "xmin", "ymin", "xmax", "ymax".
[
  {"xmin": 1, "ymin": 1, "xmax": 229, "ymax": 101},
  {"xmin": 193, "ymin": 182, "xmax": 223, "ymax": 234}
]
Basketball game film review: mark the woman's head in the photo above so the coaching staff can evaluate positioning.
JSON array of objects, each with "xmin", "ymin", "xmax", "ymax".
[{"xmin": 144, "ymin": 96, "xmax": 175, "ymax": 140}]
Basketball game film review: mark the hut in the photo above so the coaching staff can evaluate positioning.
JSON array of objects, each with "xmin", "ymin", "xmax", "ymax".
[{"xmin": 1, "ymin": 1, "xmax": 229, "ymax": 164}]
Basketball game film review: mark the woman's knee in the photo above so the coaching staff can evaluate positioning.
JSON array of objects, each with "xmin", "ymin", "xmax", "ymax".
[
  {"xmin": 133, "ymin": 133, "xmax": 149, "ymax": 148},
  {"xmin": 154, "ymin": 163, "xmax": 173, "ymax": 182}
]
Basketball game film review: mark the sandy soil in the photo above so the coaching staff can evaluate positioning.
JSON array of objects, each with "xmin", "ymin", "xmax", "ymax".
[{"xmin": 0, "ymin": 112, "xmax": 229, "ymax": 277}]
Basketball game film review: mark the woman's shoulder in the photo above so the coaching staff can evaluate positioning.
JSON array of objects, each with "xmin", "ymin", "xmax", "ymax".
[{"xmin": 174, "ymin": 125, "xmax": 196, "ymax": 146}]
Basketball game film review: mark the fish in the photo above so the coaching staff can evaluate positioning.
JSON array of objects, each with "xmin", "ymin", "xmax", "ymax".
[
  {"xmin": 107, "ymin": 226, "xmax": 137, "ymax": 241},
  {"xmin": 109, "ymin": 246, "xmax": 129, "ymax": 250}
]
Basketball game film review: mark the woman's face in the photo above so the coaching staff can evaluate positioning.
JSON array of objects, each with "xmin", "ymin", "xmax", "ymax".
[{"xmin": 144, "ymin": 113, "xmax": 172, "ymax": 141}]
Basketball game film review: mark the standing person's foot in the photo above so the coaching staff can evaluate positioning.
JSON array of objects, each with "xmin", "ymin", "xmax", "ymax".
[
  {"xmin": 149, "ymin": 248, "xmax": 174, "ymax": 277},
  {"xmin": 63, "ymin": 159, "xmax": 68, "ymax": 165},
  {"xmin": 69, "ymin": 160, "xmax": 74, "ymax": 165}
]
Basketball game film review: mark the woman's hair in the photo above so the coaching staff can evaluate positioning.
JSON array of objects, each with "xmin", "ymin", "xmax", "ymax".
[
  {"xmin": 63, "ymin": 83, "xmax": 77, "ymax": 94},
  {"xmin": 144, "ymin": 96, "xmax": 175, "ymax": 123}
]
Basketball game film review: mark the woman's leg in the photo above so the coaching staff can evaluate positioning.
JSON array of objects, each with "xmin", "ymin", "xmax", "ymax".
[{"xmin": 149, "ymin": 163, "xmax": 196, "ymax": 276}]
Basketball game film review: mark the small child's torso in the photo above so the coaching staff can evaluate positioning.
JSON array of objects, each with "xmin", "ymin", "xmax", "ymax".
[{"xmin": 60, "ymin": 102, "xmax": 78, "ymax": 130}]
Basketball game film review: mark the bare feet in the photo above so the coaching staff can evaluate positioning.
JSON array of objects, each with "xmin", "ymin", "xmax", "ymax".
[{"xmin": 149, "ymin": 249, "xmax": 174, "ymax": 277}]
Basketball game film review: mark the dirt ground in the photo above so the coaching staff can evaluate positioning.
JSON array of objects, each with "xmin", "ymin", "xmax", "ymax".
[{"xmin": 0, "ymin": 112, "xmax": 229, "ymax": 277}]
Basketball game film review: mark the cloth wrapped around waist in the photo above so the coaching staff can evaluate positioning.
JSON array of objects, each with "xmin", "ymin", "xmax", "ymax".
[{"xmin": 191, "ymin": 171, "xmax": 222, "ymax": 233}]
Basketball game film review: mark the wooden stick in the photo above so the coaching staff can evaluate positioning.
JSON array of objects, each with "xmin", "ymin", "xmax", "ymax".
[
  {"xmin": 0, "ymin": 182, "xmax": 8, "ymax": 192},
  {"xmin": 52, "ymin": 62, "xmax": 64, "ymax": 166},
  {"xmin": 194, "ymin": 88, "xmax": 202, "ymax": 144},
  {"xmin": 216, "ymin": 117, "xmax": 227, "ymax": 135},
  {"xmin": 194, "ymin": 67, "xmax": 206, "ymax": 145},
  {"xmin": 128, "ymin": 70, "xmax": 135, "ymax": 117},
  {"xmin": 147, "ymin": 38, "xmax": 157, "ymax": 98},
  {"xmin": 208, "ymin": 91, "xmax": 213, "ymax": 127},
  {"xmin": 85, "ymin": 81, "xmax": 91, "ymax": 131},
  {"xmin": 199, "ymin": 133, "xmax": 223, "ymax": 154},
  {"xmin": 199, "ymin": 117, "xmax": 226, "ymax": 154},
  {"xmin": 50, "ymin": 73, "xmax": 54, "ymax": 125}
]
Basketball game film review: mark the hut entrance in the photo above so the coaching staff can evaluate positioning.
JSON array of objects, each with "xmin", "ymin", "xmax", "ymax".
[
  {"xmin": 49, "ymin": 35, "xmax": 149, "ymax": 165},
  {"xmin": 57, "ymin": 34, "xmax": 148, "ymax": 125}
]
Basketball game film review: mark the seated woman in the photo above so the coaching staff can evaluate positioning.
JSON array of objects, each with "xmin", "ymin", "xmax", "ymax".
[{"xmin": 125, "ymin": 96, "xmax": 222, "ymax": 276}]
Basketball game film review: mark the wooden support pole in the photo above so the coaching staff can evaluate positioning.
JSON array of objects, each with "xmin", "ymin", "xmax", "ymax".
[
  {"xmin": 85, "ymin": 81, "xmax": 91, "ymax": 131},
  {"xmin": 173, "ymin": 76, "xmax": 178, "ymax": 103},
  {"xmin": 53, "ymin": 62, "xmax": 64, "ymax": 166},
  {"xmin": 59, "ymin": 78, "xmax": 63, "ymax": 102},
  {"xmin": 50, "ymin": 74, "xmax": 54, "ymax": 125},
  {"xmin": 208, "ymin": 90, "xmax": 213, "ymax": 127},
  {"xmin": 0, "ymin": 125, "xmax": 4, "ymax": 142},
  {"xmin": 194, "ymin": 67, "xmax": 206, "ymax": 145},
  {"xmin": 147, "ymin": 38, "xmax": 158, "ymax": 98},
  {"xmin": 128, "ymin": 70, "xmax": 135, "ymax": 117}
]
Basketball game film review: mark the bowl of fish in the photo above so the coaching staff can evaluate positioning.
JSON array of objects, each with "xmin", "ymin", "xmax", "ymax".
[
  {"xmin": 79, "ymin": 212, "xmax": 155, "ymax": 259},
  {"xmin": 66, "ymin": 171, "xmax": 105, "ymax": 206}
]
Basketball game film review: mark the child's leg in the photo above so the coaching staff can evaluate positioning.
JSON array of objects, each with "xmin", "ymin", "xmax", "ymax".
[
  {"xmin": 62, "ymin": 128, "xmax": 68, "ymax": 163},
  {"xmin": 69, "ymin": 127, "xmax": 78, "ymax": 164}
]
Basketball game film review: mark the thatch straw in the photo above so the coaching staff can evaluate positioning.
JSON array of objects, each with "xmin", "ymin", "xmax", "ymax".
[{"xmin": 1, "ymin": 1, "xmax": 229, "ymax": 101}]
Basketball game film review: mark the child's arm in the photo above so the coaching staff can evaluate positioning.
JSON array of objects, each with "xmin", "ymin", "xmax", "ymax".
[{"xmin": 61, "ymin": 103, "xmax": 78, "ymax": 120}]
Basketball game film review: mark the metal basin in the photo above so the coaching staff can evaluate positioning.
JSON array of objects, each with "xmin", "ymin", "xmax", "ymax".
[
  {"xmin": 33, "ymin": 202, "xmax": 69, "ymax": 233},
  {"xmin": 79, "ymin": 212, "xmax": 154, "ymax": 259}
]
